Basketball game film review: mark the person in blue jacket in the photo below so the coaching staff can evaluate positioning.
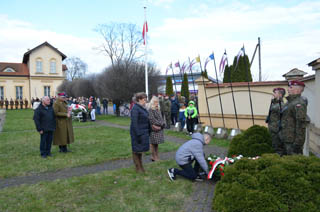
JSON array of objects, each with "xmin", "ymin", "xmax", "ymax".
[
  {"xmin": 33, "ymin": 96, "xmax": 56, "ymax": 158},
  {"xmin": 170, "ymin": 95, "xmax": 180, "ymax": 125},
  {"xmin": 130, "ymin": 92, "xmax": 151, "ymax": 173}
]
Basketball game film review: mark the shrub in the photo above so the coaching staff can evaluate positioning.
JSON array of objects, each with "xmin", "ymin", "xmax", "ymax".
[
  {"xmin": 228, "ymin": 125, "xmax": 274, "ymax": 157},
  {"xmin": 213, "ymin": 154, "xmax": 320, "ymax": 212}
]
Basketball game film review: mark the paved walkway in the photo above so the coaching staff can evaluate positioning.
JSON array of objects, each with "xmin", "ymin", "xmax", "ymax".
[
  {"xmin": 0, "ymin": 117, "xmax": 227, "ymax": 211},
  {"xmin": 0, "ymin": 109, "xmax": 5, "ymax": 133}
]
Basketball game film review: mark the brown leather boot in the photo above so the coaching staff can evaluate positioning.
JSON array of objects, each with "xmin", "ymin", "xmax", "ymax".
[
  {"xmin": 137, "ymin": 153, "xmax": 145, "ymax": 173},
  {"xmin": 132, "ymin": 152, "xmax": 140, "ymax": 172}
]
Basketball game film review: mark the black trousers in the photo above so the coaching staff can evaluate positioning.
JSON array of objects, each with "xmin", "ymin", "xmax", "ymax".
[
  {"xmin": 171, "ymin": 112, "xmax": 178, "ymax": 125},
  {"xmin": 186, "ymin": 118, "xmax": 196, "ymax": 133},
  {"xmin": 174, "ymin": 160, "xmax": 201, "ymax": 181},
  {"xmin": 40, "ymin": 131, "xmax": 53, "ymax": 156}
]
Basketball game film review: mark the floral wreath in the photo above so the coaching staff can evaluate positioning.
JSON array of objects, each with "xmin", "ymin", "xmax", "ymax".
[{"xmin": 206, "ymin": 155, "xmax": 260, "ymax": 180}]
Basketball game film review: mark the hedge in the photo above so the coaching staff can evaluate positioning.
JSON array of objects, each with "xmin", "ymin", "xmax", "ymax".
[
  {"xmin": 228, "ymin": 125, "xmax": 274, "ymax": 157},
  {"xmin": 213, "ymin": 154, "xmax": 320, "ymax": 212}
]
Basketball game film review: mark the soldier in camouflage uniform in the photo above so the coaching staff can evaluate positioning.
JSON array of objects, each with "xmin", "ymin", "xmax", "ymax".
[
  {"xmin": 0, "ymin": 98, "xmax": 3, "ymax": 109},
  {"xmin": 266, "ymin": 87, "xmax": 286, "ymax": 155},
  {"xmin": 163, "ymin": 95, "xmax": 171, "ymax": 129},
  {"xmin": 279, "ymin": 80, "xmax": 307, "ymax": 155}
]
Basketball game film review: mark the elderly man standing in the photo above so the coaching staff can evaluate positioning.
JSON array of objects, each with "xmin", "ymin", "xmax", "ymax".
[
  {"xmin": 53, "ymin": 92, "xmax": 74, "ymax": 153},
  {"xmin": 33, "ymin": 96, "xmax": 56, "ymax": 158},
  {"xmin": 279, "ymin": 81, "xmax": 307, "ymax": 155}
]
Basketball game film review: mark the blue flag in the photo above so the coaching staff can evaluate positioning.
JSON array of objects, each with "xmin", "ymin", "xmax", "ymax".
[{"xmin": 209, "ymin": 53, "xmax": 214, "ymax": 60}]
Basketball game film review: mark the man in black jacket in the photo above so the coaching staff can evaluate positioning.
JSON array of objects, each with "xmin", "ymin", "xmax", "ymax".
[{"xmin": 33, "ymin": 96, "xmax": 56, "ymax": 158}]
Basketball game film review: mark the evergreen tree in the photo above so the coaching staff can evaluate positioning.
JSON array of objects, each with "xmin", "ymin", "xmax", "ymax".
[
  {"xmin": 223, "ymin": 54, "xmax": 252, "ymax": 83},
  {"xmin": 180, "ymin": 73, "xmax": 189, "ymax": 99},
  {"xmin": 166, "ymin": 76, "xmax": 174, "ymax": 96}
]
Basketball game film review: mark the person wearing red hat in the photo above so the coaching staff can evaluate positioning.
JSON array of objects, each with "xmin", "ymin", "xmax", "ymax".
[
  {"xmin": 266, "ymin": 87, "xmax": 286, "ymax": 155},
  {"xmin": 52, "ymin": 92, "xmax": 74, "ymax": 153},
  {"xmin": 279, "ymin": 80, "xmax": 307, "ymax": 155}
]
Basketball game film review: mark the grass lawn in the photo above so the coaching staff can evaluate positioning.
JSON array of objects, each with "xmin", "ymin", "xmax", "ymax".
[
  {"xmin": 0, "ymin": 160, "xmax": 193, "ymax": 212},
  {"xmin": 0, "ymin": 111, "xmax": 180, "ymax": 178},
  {"xmin": 96, "ymin": 114, "xmax": 130, "ymax": 126}
]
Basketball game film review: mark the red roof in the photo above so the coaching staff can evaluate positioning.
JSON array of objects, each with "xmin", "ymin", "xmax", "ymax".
[
  {"xmin": 206, "ymin": 80, "xmax": 288, "ymax": 88},
  {"xmin": 0, "ymin": 62, "xmax": 29, "ymax": 76}
]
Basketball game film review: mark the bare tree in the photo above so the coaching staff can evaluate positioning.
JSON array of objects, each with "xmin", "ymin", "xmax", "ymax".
[
  {"xmin": 94, "ymin": 61, "xmax": 160, "ymax": 116},
  {"xmin": 95, "ymin": 23, "xmax": 144, "ymax": 70},
  {"xmin": 64, "ymin": 57, "xmax": 88, "ymax": 81}
]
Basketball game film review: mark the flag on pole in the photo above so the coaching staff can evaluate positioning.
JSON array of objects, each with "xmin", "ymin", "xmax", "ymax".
[
  {"xmin": 175, "ymin": 61, "xmax": 180, "ymax": 68},
  {"xmin": 181, "ymin": 62, "xmax": 187, "ymax": 74},
  {"xmin": 166, "ymin": 63, "xmax": 172, "ymax": 75},
  {"xmin": 195, "ymin": 56, "xmax": 200, "ymax": 63},
  {"xmin": 204, "ymin": 57, "xmax": 210, "ymax": 70},
  {"xmin": 219, "ymin": 52, "xmax": 228, "ymax": 74},
  {"xmin": 235, "ymin": 47, "xmax": 244, "ymax": 69},
  {"xmin": 142, "ymin": 21, "xmax": 148, "ymax": 45},
  {"xmin": 209, "ymin": 53, "xmax": 214, "ymax": 60},
  {"xmin": 188, "ymin": 59, "xmax": 196, "ymax": 71}
]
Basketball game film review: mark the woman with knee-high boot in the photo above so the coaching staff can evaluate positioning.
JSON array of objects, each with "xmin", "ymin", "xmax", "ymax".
[
  {"xmin": 130, "ymin": 92, "xmax": 150, "ymax": 173},
  {"xmin": 148, "ymin": 96, "xmax": 165, "ymax": 161}
]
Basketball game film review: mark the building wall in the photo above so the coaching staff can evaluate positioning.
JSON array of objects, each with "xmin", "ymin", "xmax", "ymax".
[
  {"xmin": 0, "ymin": 77, "xmax": 30, "ymax": 100},
  {"xmin": 29, "ymin": 46, "xmax": 63, "ymax": 77},
  {"xmin": 30, "ymin": 77, "xmax": 65, "ymax": 99},
  {"xmin": 197, "ymin": 77, "xmax": 288, "ymax": 130}
]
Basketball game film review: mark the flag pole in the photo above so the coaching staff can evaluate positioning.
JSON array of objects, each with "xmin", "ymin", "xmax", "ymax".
[
  {"xmin": 198, "ymin": 55, "xmax": 213, "ymax": 128},
  {"xmin": 143, "ymin": 7, "xmax": 149, "ymax": 99},
  {"xmin": 171, "ymin": 63, "xmax": 178, "ymax": 94},
  {"xmin": 188, "ymin": 57, "xmax": 197, "ymax": 96},
  {"xmin": 243, "ymin": 45, "xmax": 255, "ymax": 125},
  {"xmin": 226, "ymin": 53, "xmax": 240, "ymax": 129},
  {"xmin": 212, "ymin": 52, "xmax": 226, "ymax": 128}
]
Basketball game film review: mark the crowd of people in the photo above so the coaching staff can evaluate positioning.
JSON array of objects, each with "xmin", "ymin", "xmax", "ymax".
[{"xmin": 30, "ymin": 79, "xmax": 308, "ymax": 181}]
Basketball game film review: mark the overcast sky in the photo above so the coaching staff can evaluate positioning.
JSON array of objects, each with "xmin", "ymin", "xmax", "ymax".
[{"xmin": 1, "ymin": 0, "xmax": 319, "ymax": 81}]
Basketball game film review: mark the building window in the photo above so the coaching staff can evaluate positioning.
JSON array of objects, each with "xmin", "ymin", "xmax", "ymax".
[
  {"xmin": 16, "ymin": 86, "xmax": 23, "ymax": 100},
  {"xmin": 0, "ymin": 86, "xmax": 4, "ymax": 100},
  {"xmin": 36, "ymin": 59, "xmax": 43, "ymax": 73},
  {"xmin": 50, "ymin": 60, "xmax": 56, "ymax": 73},
  {"xmin": 3, "ymin": 68, "xmax": 15, "ymax": 72},
  {"xmin": 44, "ymin": 86, "xmax": 50, "ymax": 97}
]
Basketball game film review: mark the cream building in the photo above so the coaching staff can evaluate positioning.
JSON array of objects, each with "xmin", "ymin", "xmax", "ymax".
[{"xmin": 0, "ymin": 42, "xmax": 67, "ymax": 105}]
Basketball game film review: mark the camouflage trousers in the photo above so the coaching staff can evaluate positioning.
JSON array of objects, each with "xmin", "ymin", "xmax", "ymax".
[
  {"xmin": 283, "ymin": 142, "xmax": 303, "ymax": 155},
  {"xmin": 164, "ymin": 113, "xmax": 171, "ymax": 129},
  {"xmin": 271, "ymin": 132, "xmax": 284, "ymax": 156}
]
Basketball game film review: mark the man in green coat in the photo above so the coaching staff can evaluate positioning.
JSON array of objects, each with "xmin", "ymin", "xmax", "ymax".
[
  {"xmin": 163, "ymin": 95, "xmax": 171, "ymax": 129},
  {"xmin": 266, "ymin": 87, "xmax": 286, "ymax": 155},
  {"xmin": 185, "ymin": 101, "xmax": 198, "ymax": 135},
  {"xmin": 279, "ymin": 81, "xmax": 307, "ymax": 155},
  {"xmin": 53, "ymin": 92, "xmax": 74, "ymax": 153}
]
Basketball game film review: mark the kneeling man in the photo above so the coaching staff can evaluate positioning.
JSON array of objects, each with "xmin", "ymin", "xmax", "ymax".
[{"xmin": 167, "ymin": 132, "xmax": 212, "ymax": 181}]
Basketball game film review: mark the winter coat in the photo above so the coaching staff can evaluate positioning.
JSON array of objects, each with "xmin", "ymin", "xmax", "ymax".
[
  {"xmin": 130, "ymin": 103, "xmax": 151, "ymax": 152},
  {"xmin": 163, "ymin": 99, "xmax": 171, "ymax": 115},
  {"xmin": 33, "ymin": 104, "xmax": 56, "ymax": 132},
  {"xmin": 170, "ymin": 98, "xmax": 180, "ymax": 114},
  {"xmin": 175, "ymin": 133, "xmax": 208, "ymax": 173},
  {"xmin": 185, "ymin": 102, "xmax": 198, "ymax": 119},
  {"xmin": 53, "ymin": 99, "xmax": 74, "ymax": 145},
  {"xmin": 148, "ymin": 108, "xmax": 165, "ymax": 144}
]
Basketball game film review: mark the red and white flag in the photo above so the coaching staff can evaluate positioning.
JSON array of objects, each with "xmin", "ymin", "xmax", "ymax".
[{"xmin": 142, "ymin": 21, "xmax": 148, "ymax": 45}]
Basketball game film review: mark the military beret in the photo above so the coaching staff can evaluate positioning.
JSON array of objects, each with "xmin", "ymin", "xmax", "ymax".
[
  {"xmin": 58, "ymin": 92, "xmax": 67, "ymax": 97},
  {"xmin": 273, "ymin": 87, "xmax": 286, "ymax": 93},
  {"xmin": 288, "ymin": 80, "xmax": 305, "ymax": 87}
]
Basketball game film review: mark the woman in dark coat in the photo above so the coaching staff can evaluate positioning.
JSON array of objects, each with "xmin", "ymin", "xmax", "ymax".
[
  {"xmin": 130, "ymin": 92, "xmax": 150, "ymax": 173},
  {"xmin": 148, "ymin": 96, "xmax": 165, "ymax": 161}
]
